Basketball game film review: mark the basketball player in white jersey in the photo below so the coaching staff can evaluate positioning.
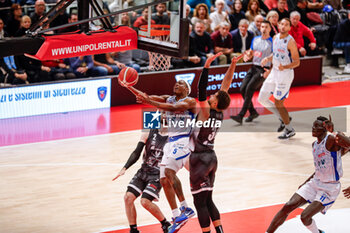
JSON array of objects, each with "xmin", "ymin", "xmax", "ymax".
[
  {"xmin": 266, "ymin": 117, "xmax": 350, "ymax": 233},
  {"xmin": 128, "ymin": 81, "xmax": 196, "ymax": 233},
  {"xmin": 259, "ymin": 18, "xmax": 300, "ymax": 139}
]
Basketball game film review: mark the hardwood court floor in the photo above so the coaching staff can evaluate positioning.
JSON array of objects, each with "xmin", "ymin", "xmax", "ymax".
[{"xmin": 0, "ymin": 82, "xmax": 350, "ymax": 233}]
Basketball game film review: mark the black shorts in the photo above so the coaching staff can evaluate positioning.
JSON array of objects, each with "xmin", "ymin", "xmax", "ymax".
[
  {"xmin": 189, "ymin": 150, "xmax": 217, "ymax": 194},
  {"xmin": 127, "ymin": 169, "xmax": 161, "ymax": 201}
]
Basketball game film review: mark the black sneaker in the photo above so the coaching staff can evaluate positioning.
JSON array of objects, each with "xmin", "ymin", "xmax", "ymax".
[
  {"xmin": 162, "ymin": 221, "xmax": 171, "ymax": 233},
  {"xmin": 130, "ymin": 229, "xmax": 140, "ymax": 233},
  {"xmin": 277, "ymin": 117, "xmax": 292, "ymax": 132},
  {"xmin": 230, "ymin": 115, "xmax": 243, "ymax": 124},
  {"xmin": 278, "ymin": 128, "xmax": 296, "ymax": 139},
  {"xmin": 245, "ymin": 112, "xmax": 259, "ymax": 122},
  {"xmin": 319, "ymin": 230, "xmax": 325, "ymax": 233}
]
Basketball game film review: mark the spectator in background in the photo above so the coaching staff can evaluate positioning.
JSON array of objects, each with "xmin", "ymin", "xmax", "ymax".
[
  {"xmin": 30, "ymin": 0, "xmax": 46, "ymax": 25},
  {"xmin": 42, "ymin": 59, "xmax": 76, "ymax": 80},
  {"xmin": 6, "ymin": 4, "xmax": 22, "ymax": 37},
  {"xmin": 248, "ymin": 14, "xmax": 264, "ymax": 36},
  {"xmin": 333, "ymin": 11, "xmax": 350, "ymax": 73},
  {"xmin": 226, "ymin": 0, "xmax": 235, "ymax": 14},
  {"xmin": 272, "ymin": 0, "xmax": 290, "ymax": 21},
  {"xmin": 133, "ymin": 7, "xmax": 155, "ymax": 28},
  {"xmin": 187, "ymin": 0, "xmax": 213, "ymax": 15},
  {"xmin": 324, "ymin": 0, "xmax": 343, "ymax": 10},
  {"xmin": 185, "ymin": 4, "xmax": 191, "ymax": 23},
  {"xmin": 65, "ymin": 56, "xmax": 108, "ymax": 78},
  {"xmin": 14, "ymin": 15, "xmax": 31, "ymax": 37},
  {"xmin": 266, "ymin": 10, "xmax": 279, "ymax": 37},
  {"xmin": 50, "ymin": 0, "xmax": 69, "ymax": 31},
  {"xmin": 307, "ymin": 0, "xmax": 325, "ymax": 13},
  {"xmin": 211, "ymin": 22, "xmax": 234, "ymax": 64},
  {"xmin": 292, "ymin": 0, "xmax": 311, "ymax": 27},
  {"xmin": 0, "ymin": 0, "xmax": 12, "ymax": 25},
  {"xmin": 15, "ymin": 54, "xmax": 51, "ymax": 83},
  {"xmin": 245, "ymin": 0, "xmax": 262, "ymax": 22},
  {"xmin": 228, "ymin": 0, "xmax": 246, "ymax": 31},
  {"xmin": 289, "ymin": 11, "xmax": 317, "ymax": 56},
  {"xmin": 111, "ymin": 51, "xmax": 141, "ymax": 73},
  {"xmin": 0, "ymin": 19, "xmax": 8, "ymax": 39},
  {"xmin": 0, "ymin": 56, "xmax": 29, "ymax": 84},
  {"xmin": 265, "ymin": 0, "xmax": 289, "ymax": 10},
  {"xmin": 93, "ymin": 54, "xmax": 120, "ymax": 75},
  {"xmin": 191, "ymin": 3, "xmax": 212, "ymax": 33},
  {"xmin": 152, "ymin": 3, "xmax": 170, "ymax": 25},
  {"xmin": 59, "ymin": 12, "xmax": 78, "ymax": 33},
  {"xmin": 188, "ymin": 21, "xmax": 215, "ymax": 66},
  {"xmin": 242, "ymin": 0, "xmax": 269, "ymax": 14},
  {"xmin": 210, "ymin": 0, "xmax": 229, "ymax": 31},
  {"xmin": 231, "ymin": 19, "xmax": 254, "ymax": 54}
]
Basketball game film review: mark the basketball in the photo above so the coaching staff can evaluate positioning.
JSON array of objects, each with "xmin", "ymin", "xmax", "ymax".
[{"xmin": 118, "ymin": 67, "xmax": 138, "ymax": 87}]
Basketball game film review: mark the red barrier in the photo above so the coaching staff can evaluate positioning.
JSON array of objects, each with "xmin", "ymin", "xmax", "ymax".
[
  {"xmin": 111, "ymin": 56, "xmax": 322, "ymax": 106},
  {"xmin": 30, "ymin": 26, "xmax": 137, "ymax": 60}
]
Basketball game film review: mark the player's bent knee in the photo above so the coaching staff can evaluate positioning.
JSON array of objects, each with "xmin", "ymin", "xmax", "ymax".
[
  {"xmin": 124, "ymin": 192, "xmax": 136, "ymax": 204},
  {"xmin": 140, "ymin": 198, "xmax": 152, "ymax": 208},
  {"xmin": 300, "ymin": 211, "xmax": 312, "ymax": 225}
]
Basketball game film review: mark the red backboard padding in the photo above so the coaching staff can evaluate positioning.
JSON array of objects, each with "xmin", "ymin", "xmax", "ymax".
[{"xmin": 32, "ymin": 26, "xmax": 137, "ymax": 60}]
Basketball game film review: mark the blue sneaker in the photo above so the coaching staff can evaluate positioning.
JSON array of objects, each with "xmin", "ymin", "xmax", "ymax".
[
  {"xmin": 319, "ymin": 230, "xmax": 325, "ymax": 233},
  {"xmin": 168, "ymin": 214, "xmax": 189, "ymax": 233},
  {"xmin": 180, "ymin": 206, "xmax": 195, "ymax": 219}
]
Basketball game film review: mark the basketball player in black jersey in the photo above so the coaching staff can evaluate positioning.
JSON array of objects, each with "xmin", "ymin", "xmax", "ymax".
[
  {"xmin": 189, "ymin": 52, "xmax": 243, "ymax": 233},
  {"xmin": 113, "ymin": 127, "xmax": 171, "ymax": 233}
]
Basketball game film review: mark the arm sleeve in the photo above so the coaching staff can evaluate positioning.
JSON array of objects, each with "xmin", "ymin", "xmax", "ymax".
[
  {"xmin": 198, "ymin": 68, "xmax": 209, "ymax": 101},
  {"xmin": 123, "ymin": 141, "xmax": 145, "ymax": 169}
]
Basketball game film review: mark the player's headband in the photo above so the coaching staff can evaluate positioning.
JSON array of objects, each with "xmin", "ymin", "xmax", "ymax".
[{"xmin": 184, "ymin": 80, "xmax": 191, "ymax": 95}]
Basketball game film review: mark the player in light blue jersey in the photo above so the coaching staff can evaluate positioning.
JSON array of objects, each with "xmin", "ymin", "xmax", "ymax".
[
  {"xmin": 266, "ymin": 116, "xmax": 350, "ymax": 233},
  {"xmin": 130, "ymin": 80, "xmax": 197, "ymax": 233},
  {"xmin": 259, "ymin": 18, "xmax": 300, "ymax": 139}
]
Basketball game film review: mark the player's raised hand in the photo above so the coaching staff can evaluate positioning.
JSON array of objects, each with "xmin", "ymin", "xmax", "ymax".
[
  {"xmin": 343, "ymin": 186, "xmax": 350, "ymax": 199},
  {"xmin": 136, "ymin": 92, "xmax": 150, "ymax": 104},
  {"xmin": 112, "ymin": 167, "xmax": 126, "ymax": 181},
  {"xmin": 231, "ymin": 53, "xmax": 244, "ymax": 64},
  {"xmin": 204, "ymin": 52, "xmax": 222, "ymax": 68}
]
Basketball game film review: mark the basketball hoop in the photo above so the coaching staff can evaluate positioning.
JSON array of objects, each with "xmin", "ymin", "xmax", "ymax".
[{"xmin": 139, "ymin": 24, "xmax": 171, "ymax": 71}]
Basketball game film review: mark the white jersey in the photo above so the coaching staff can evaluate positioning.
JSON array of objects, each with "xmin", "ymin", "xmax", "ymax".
[
  {"xmin": 272, "ymin": 33, "xmax": 293, "ymax": 69},
  {"xmin": 313, "ymin": 133, "xmax": 343, "ymax": 183},
  {"xmin": 166, "ymin": 96, "xmax": 195, "ymax": 138}
]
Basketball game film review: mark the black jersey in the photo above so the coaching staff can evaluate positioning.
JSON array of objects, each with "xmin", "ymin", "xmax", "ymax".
[
  {"xmin": 191, "ymin": 109, "xmax": 223, "ymax": 152},
  {"xmin": 141, "ymin": 129, "xmax": 168, "ymax": 174}
]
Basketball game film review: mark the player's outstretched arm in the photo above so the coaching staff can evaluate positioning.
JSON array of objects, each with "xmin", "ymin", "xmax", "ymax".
[
  {"xmin": 343, "ymin": 186, "xmax": 350, "ymax": 199},
  {"xmin": 197, "ymin": 53, "xmax": 223, "ymax": 121},
  {"xmin": 220, "ymin": 54, "xmax": 244, "ymax": 92},
  {"xmin": 112, "ymin": 133, "xmax": 147, "ymax": 181},
  {"xmin": 127, "ymin": 86, "xmax": 169, "ymax": 102},
  {"xmin": 137, "ymin": 93, "xmax": 196, "ymax": 112}
]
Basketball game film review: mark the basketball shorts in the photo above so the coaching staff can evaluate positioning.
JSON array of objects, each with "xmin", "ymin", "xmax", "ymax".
[
  {"xmin": 127, "ymin": 169, "xmax": 161, "ymax": 201},
  {"xmin": 189, "ymin": 150, "xmax": 218, "ymax": 195},
  {"xmin": 260, "ymin": 68, "xmax": 294, "ymax": 100},
  {"xmin": 296, "ymin": 178, "xmax": 341, "ymax": 214},
  {"xmin": 160, "ymin": 135, "xmax": 191, "ymax": 178}
]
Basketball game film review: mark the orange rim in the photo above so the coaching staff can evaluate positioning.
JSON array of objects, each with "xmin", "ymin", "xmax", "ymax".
[{"xmin": 139, "ymin": 24, "xmax": 170, "ymax": 37}]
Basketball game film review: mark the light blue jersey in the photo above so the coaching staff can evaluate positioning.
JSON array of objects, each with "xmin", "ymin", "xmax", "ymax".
[{"xmin": 250, "ymin": 36, "xmax": 273, "ymax": 67}]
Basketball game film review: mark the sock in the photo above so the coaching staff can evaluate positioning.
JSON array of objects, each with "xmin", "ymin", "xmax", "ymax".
[
  {"xmin": 285, "ymin": 123, "xmax": 292, "ymax": 131},
  {"xmin": 160, "ymin": 218, "xmax": 168, "ymax": 226},
  {"xmin": 215, "ymin": 225, "xmax": 224, "ymax": 233},
  {"xmin": 306, "ymin": 219, "xmax": 319, "ymax": 233},
  {"xmin": 130, "ymin": 224, "xmax": 138, "ymax": 233},
  {"xmin": 180, "ymin": 200, "xmax": 188, "ymax": 208},
  {"xmin": 172, "ymin": 208, "xmax": 181, "ymax": 218}
]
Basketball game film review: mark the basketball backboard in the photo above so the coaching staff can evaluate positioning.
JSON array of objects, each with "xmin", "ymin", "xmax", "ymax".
[{"xmin": 124, "ymin": 0, "xmax": 189, "ymax": 58}]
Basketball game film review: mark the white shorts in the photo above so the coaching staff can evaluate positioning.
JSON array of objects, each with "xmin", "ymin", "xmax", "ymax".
[
  {"xmin": 296, "ymin": 178, "xmax": 341, "ymax": 214},
  {"xmin": 260, "ymin": 68, "xmax": 294, "ymax": 100},
  {"xmin": 160, "ymin": 136, "xmax": 191, "ymax": 178}
]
